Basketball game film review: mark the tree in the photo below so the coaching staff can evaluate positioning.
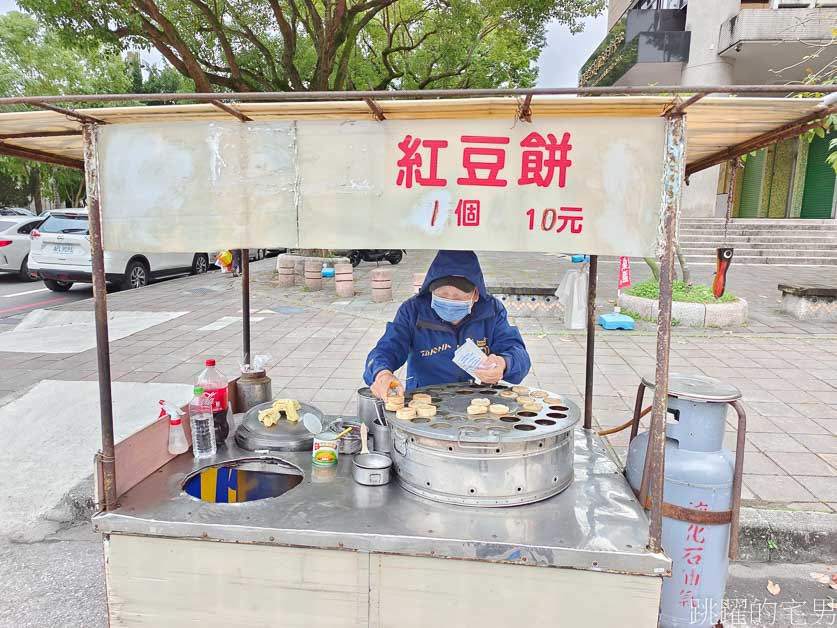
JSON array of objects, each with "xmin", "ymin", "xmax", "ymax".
[
  {"xmin": 19, "ymin": 0, "xmax": 604, "ymax": 93},
  {"xmin": 0, "ymin": 11, "xmax": 134, "ymax": 210}
]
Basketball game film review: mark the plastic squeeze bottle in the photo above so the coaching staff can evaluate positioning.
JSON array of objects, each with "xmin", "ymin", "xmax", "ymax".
[{"xmin": 159, "ymin": 400, "xmax": 188, "ymax": 455}]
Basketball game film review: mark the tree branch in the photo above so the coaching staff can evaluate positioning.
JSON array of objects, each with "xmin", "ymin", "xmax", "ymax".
[
  {"xmin": 132, "ymin": 0, "xmax": 214, "ymax": 92},
  {"xmin": 186, "ymin": 0, "xmax": 247, "ymax": 90},
  {"xmin": 267, "ymin": 0, "xmax": 305, "ymax": 90}
]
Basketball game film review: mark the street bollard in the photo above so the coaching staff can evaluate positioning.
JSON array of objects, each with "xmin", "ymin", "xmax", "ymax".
[
  {"xmin": 334, "ymin": 262, "xmax": 354, "ymax": 298},
  {"xmin": 277, "ymin": 256, "xmax": 295, "ymax": 288},
  {"xmin": 371, "ymin": 268, "xmax": 393, "ymax": 303},
  {"xmin": 304, "ymin": 259, "xmax": 322, "ymax": 291}
]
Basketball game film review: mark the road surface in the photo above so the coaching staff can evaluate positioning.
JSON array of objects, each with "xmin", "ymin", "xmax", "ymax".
[{"xmin": 0, "ymin": 274, "xmax": 92, "ymax": 321}]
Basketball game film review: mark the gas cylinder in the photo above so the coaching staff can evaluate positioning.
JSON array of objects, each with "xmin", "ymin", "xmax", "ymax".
[{"xmin": 625, "ymin": 374, "xmax": 742, "ymax": 628}]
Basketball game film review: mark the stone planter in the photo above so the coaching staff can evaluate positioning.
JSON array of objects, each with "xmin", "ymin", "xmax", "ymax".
[{"xmin": 618, "ymin": 293, "xmax": 748, "ymax": 328}]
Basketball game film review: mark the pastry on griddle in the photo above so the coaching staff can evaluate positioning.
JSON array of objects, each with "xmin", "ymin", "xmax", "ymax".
[
  {"xmin": 489, "ymin": 404, "xmax": 509, "ymax": 415},
  {"xmin": 396, "ymin": 407, "xmax": 417, "ymax": 420}
]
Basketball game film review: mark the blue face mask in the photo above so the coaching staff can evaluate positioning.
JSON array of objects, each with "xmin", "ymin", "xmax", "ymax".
[{"xmin": 431, "ymin": 293, "xmax": 474, "ymax": 323}]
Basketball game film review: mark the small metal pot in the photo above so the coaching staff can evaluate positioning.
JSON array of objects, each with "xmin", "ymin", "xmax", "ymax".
[
  {"xmin": 371, "ymin": 419, "xmax": 392, "ymax": 453},
  {"xmin": 352, "ymin": 452, "xmax": 392, "ymax": 486},
  {"xmin": 327, "ymin": 419, "xmax": 363, "ymax": 454},
  {"xmin": 357, "ymin": 387, "xmax": 382, "ymax": 427}
]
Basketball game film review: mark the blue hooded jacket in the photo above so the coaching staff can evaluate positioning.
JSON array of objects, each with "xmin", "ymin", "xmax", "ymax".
[{"xmin": 363, "ymin": 250, "xmax": 530, "ymax": 391}]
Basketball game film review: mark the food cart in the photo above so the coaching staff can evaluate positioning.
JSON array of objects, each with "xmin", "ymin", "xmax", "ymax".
[{"xmin": 0, "ymin": 85, "xmax": 834, "ymax": 627}]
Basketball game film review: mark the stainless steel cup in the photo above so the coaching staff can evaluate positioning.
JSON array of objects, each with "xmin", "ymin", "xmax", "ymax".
[{"xmin": 371, "ymin": 419, "xmax": 392, "ymax": 453}]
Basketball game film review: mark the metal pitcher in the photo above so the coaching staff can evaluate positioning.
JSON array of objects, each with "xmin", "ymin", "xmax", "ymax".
[{"xmin": 235, "ymin": 371, "xmax": 272, "ymax": 413}]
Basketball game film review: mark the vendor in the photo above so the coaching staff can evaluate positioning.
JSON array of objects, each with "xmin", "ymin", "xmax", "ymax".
[{"xmin": 363, "ymin": 250, "xmax": 531, "ymax": 397}]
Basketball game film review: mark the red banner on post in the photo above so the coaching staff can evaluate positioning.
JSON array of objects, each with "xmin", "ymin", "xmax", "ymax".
[{"xmin": 618, "ymin": 256, "xmax": 632, "ymax": 290}]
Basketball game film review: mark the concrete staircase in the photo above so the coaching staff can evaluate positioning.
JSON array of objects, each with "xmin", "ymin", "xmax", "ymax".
[{"xmin": 679, "ymin": 218, "xmax": 837, "ymax": 265}]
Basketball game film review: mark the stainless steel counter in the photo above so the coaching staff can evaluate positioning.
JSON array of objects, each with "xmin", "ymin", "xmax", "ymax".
[{"xmin": 93, "ymin": 427, "xmax": 670, "ymax": 577}]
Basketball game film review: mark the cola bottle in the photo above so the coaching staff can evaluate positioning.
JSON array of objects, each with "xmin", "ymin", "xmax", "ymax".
[{"xmin": 196, "ymin": 359, "xmax": 230, "ymax": 444}]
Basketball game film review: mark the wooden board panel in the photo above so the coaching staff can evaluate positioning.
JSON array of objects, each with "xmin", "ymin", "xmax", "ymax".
[
  {"xmin": 105, "ymin": 535, "xmax": 371, "ymax": 628},
  {"xmin": 371, "ymin": 553, "xmax": 662, "ymax": 628}
]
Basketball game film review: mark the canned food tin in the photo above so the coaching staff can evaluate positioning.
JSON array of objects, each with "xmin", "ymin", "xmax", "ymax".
[{"xmin": 312, "ymin": 431, "xmax": 339, "ymax": 466}]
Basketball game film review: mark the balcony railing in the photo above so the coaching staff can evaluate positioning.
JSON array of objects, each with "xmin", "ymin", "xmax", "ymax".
[
  {"xmin": 579, "ymin": 8, "xmax": 689, "ymax": 87},
  {"xmin": 719, "ymin": 7, "xmax": 837, "ymax": 52}
]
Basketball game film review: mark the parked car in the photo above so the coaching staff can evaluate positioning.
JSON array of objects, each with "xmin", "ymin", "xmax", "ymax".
[
  {"xmin": 0, "ymin": 207, "xmax": 34, "ymax": 217},
  {"xmin": 28, "ymin": 208, "xmax": 211, "ymax": 292},
  {"xmin": 0, "ymin": 215, "xmax": 45, "ymax": 280}
]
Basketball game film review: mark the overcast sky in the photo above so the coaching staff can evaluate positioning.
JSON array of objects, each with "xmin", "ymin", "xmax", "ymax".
[{"xmin": 0, "ymin": 0, "xmax": 606, "ymax": 88}]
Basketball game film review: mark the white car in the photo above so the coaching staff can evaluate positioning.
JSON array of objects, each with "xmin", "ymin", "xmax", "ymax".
[
  {"xmin": 29, "ymin": 208, "xmax": 211, "ymax": 292},
  {"xmin": 0, "ymin": 215, "xmax": 44, "ymax": 281}
]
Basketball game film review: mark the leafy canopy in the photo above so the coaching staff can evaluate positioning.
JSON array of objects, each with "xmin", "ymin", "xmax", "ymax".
[{"xmin": 18, "ymin": 0, "xmax": 604, "ymax": 92}]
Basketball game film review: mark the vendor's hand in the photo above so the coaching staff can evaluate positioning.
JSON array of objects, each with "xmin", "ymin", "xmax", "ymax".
[
  {"xmin": 371, "ymin": 370, "xmax": 403, "ymax": 399},
  {"xmin": 474, "ymin": 354, "xmax": 506, "ymax": 385}
]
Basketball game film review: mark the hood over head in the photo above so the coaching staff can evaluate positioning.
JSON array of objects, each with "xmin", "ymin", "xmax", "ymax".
[{"xmin": 419, "ymin": 250, "xmax": 488, "ymax": 298}]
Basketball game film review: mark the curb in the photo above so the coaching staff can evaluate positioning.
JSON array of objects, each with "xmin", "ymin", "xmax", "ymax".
[
  {"xmin": 618, "ymin": 293, "xmax": 748, "ymax": 328},
  {"xmin": 736, "ymin": 507, "xmax": 837, "ymax": 564}
]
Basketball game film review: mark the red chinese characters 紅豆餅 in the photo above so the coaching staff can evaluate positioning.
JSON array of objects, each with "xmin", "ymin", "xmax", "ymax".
[
  {"xmin": 395, "ymin": 132, "xmax": 576, "ymax": 190},
  {"xmin": 394, "ymin": 131, "xmax": 583, "ymax": 234}
]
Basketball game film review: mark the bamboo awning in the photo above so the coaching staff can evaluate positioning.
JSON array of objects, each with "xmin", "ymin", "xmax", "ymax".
[{"xmin": 0, "ymin": 91, "xmax": 833, "ymax": 175}]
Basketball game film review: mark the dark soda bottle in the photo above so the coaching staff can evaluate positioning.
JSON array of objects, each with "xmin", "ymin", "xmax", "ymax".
[{"xmin": 197, "ymin": 359, "xmax": 231, "ymax": 444}]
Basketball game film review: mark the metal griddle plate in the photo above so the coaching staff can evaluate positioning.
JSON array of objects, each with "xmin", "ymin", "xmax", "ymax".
[
  {"xmin": 386, "ymin": 382, "xmax": 579, "ymax": 443},
  {"xmin": 234, "ymin": 400, "xmax": 324, "ymax": 452}
]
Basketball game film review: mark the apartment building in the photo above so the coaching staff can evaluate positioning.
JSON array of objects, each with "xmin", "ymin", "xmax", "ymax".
[{"xmin": 580, "ymin": 0, "xmax": 836, "ymax": 221}]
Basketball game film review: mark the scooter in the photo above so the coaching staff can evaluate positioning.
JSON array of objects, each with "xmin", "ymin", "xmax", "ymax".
[{"xmin": 348, "ymin": 249, "xmax": 405, "ymax": 267}]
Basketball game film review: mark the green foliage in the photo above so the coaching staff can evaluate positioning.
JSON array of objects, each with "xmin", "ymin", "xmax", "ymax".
[
  {"xmin": 0, "ymin": 11, "xmax": 136, "ymax": 208},
  {"xmin": 626, "ymin": 280, "xmax": 737, "ymax": 304},
  {"xmin": 0, "ymin": 168, "xmax": 30, "ymax": 207},
  {"xmin": 18, "ymin": 0, "xmax": 603, "ymax": 92}
]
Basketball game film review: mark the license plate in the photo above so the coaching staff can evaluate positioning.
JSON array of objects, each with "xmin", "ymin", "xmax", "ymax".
[{"xmin": 52, "ymin": 244, "xmax": 74, "ymax": 255}]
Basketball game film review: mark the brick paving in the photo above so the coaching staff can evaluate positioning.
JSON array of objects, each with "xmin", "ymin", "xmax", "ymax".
[{"xmin": 1, "ymin": 252, "xmax": 836, "ymax": 513}]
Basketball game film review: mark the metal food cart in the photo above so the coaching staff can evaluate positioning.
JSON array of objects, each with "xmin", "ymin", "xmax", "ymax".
[{"xmin": 0, "ymin": 85, "xmax": 834, "ymax": 627}]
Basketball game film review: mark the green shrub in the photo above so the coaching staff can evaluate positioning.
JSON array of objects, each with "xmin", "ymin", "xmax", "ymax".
[{"xmin": 626, "ymin": 280, "xmax": 737, "ymax": 304}]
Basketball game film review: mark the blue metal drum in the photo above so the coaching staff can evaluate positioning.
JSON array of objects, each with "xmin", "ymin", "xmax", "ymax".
[{"xmin": 626, "ymin": 374, "xmax": 742, "ymax": 628}]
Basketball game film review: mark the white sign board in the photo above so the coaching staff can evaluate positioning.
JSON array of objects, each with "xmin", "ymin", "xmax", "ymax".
[
  {"xmin": 97, "ymin": 117, "xmax": 666, "ymax": 256},
  {"xmin": 97, "ymin": 121, "xmax": 298, "ymax": 252}
]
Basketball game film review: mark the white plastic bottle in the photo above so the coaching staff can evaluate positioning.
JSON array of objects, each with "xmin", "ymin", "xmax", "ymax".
[
  {"xmin": 160, "ymin": 400, "xmax": 188, "ymax": 455},
  {"xmin": 189, "ymin": 386, "xmax": 216, "ymax": 458}
]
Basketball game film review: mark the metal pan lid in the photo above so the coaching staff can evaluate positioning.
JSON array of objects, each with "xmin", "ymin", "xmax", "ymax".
[
  {"xmin": 640, "ymin": 373, "xmax": 741, "ymax": 403},
  {"xmin": 234, "ymin": 400, "xmax": 324, "ymax": 452}
]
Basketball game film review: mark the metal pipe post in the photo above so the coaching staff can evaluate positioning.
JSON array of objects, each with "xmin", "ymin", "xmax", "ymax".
[
  {"xmin": 583, "ymin": 255, "xmax": 598, "ymax": 430},
  {"xmin": 242, "ymin": 249, "xmax": 251, "ymax": 366},
  {"xmin": 82, "ymin": 124, "xmax": 117, "ymax": 511},
  {"xmin": 647, "ymin": 113, "xmax": 687, "ymax": 553}
]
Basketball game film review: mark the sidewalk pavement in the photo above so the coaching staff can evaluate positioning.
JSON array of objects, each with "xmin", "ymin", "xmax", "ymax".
[{"xmin": 0, "ymin": 252, "xmax": 835, "ymax": 519}]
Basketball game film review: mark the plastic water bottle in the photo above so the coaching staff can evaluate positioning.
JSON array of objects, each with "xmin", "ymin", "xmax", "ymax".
[{"xmin": 189, "ymin": 386, "xmax": 216, "ymax": 458}]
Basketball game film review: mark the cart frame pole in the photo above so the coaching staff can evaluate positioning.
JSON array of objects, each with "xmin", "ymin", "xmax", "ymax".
[
  {"xmin": 242, "ymin": 248, "xmax": 251, "ymax": 366},
  {"xmin": 647, "ymin": 112, "xmax": 686, "ymax": 552},
  {"xmin": 83, "ymin": 123, "xmax": 117, "ymax": 511},
  {"xmin": 583, "ymin": 255, "xmax": 598, "ymax": 430}
]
